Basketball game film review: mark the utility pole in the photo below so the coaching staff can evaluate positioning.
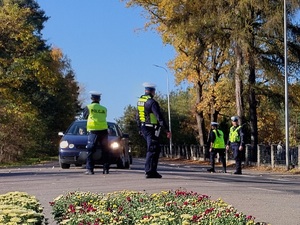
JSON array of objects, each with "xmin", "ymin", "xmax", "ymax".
[{"xmin": 153, "ymin": 64, "xmax": 172, "ymax": 154}]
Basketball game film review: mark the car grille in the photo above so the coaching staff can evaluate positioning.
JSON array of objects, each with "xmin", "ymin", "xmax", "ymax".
[{"xmin": 76, "ymin": 145, "xmax": 86, "ymax": 149}]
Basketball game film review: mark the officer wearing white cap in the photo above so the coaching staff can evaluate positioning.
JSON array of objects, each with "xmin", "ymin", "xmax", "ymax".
[
  {"xmin": 226, "ymin": 116, "xmax": 244, "ymax": 174},
  {"xmin": 207, "ymin": 122, "xmax": 226, "ymax": 173},
  {"xmin": 136, "ymin": 82, "xmax": 171, "ymax": 178},
  {"xmin": 82, "ymin": 91, "xmax": 110, "ymax": 175}
]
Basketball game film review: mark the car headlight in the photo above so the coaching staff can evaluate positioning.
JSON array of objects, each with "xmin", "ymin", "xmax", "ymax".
[
  {"xmin": 110, "ymin": 142, "xmax": 120, "ymax": 150},
  {"xmin": 60, "ymin": 141, "xmax": 75, "ymax": 149},
  {"xmin": 60, "ymin": 141, "xmax": 69, "ymax": 148}
]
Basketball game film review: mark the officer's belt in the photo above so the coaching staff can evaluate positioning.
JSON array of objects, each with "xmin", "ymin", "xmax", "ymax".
[{"xmin": 141, "ymin": 123, "xmax": 157, "ymax": 128}]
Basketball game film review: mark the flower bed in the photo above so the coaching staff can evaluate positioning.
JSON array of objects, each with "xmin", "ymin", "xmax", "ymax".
[
  {"xmin": 50, "ymin": 189, "xmax": 258, "ymax": 225},
  {"xmin": 0, "ymin": 191, "xmax": 44, "ymax": 225}
]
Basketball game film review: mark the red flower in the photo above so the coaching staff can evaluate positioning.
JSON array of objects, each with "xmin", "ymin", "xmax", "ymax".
[
  {"xmin": 204, "ymin": 208, "xmax": 215, "ymax": 214},
  {"xmin": 68, "ymin": 204, "xmax": 76, "ymax": 213}
]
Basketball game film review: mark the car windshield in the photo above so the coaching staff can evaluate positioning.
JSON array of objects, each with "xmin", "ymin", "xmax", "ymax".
[{"xmin": 65, "ymin": 121, "xmax": 119, "ymax": 136}]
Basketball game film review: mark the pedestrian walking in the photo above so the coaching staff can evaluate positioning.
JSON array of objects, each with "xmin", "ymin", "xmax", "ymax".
[
  {"xmin": 226, "ymin": 116, "xmax": 244, "ymax": 174},
  {"xmin": 207, "ymin": 122, "xmax": 226, "ymax": 173},
  {"xmin": 83, "ymin": 91, "xmax": 110, "ymax": 175},
  {"xmin": 136, "ymin": 82, "xmax": 171, "ymax": 178}
]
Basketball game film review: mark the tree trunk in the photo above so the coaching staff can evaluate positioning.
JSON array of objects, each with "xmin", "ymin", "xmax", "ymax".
[
  {"xmin": 195, "ymin": 81, "xmax": 205, "ymax": 147},
  {"xmin": 248, "ymin": 43, "xmax": 258, "ymax": 160},
  {"xmin": 234, "ymin": 44, "xmax": 244, "ymax": 123}
]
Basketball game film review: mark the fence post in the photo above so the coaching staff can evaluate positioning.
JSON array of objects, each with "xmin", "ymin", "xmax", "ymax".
[
  {"xmin": 198, "ymin": 145, "xmax": 204, "ymax": 161},
  {"xmin": 245, "ymin": 144, "xmax": 249, "ymax": 165},
  {"xmin": 177, "ymin": 145, "xmax": 180, "ymax": 159},
  {"xmin": 226, "ymin": 147, "xmax": 229, "ymax": 164},
  {"xmin": 271, "ymin": 144, "xmax": 275, "ymax": 168},
  {"xmin": 298, "ymin": 145, "xmax": 300, "ymax": 170},
  {"xmin": 257, "ymin": 144, "xmax": 262, "ymax": 167}
]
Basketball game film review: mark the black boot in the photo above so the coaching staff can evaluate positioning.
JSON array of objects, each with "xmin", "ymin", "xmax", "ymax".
[
  {"xmin": 103, "ymin": 164, "xmax": 109, "ymax": 174},
  {"xmin": 207, "ymin": 168, "xmax": 215, "ymax": 173}
]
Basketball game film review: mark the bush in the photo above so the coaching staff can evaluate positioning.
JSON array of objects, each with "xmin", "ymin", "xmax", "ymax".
[
  {"xmin": 0, "ymin": 191, "xmax": 44, "ymax": 225},
  {"xmin": 50, "ymin": 189, "xmax": 258, "ymax": 225}
]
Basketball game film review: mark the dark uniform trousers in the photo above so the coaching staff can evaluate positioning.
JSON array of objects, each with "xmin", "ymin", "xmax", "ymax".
[
  {"xmin": 231, "ymin": 142, "xmax": 242, "ymax": 173},
  {"xmin": 141, "ymin": 125, "xmax": 160, "ymax": 175},
  {"xmin": 210, "ymin": 148, "xmax": 226, "ymax": 172},
  {"xmin": 86, "ymin": 130, "xmax": 110, "ymax": 172}
]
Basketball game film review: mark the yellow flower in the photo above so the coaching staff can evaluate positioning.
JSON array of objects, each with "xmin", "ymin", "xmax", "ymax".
[
  {"xmin": 53, "ymin": 194, "xmax": 63, "ymax": 202},
  {"xmin": 10, "ymin": 217, "xmax": 21, "ymax": 222},
  {"xmin": 151, "ymin": 212, "xmax": 161, "ymax": 217},
  {"xmin": 26, "ymin": 218, "xmax": 38, "ymax": 223},
  {"xmin": 180, "ymin": 214, "xmax": 191, "ymax": 219}
]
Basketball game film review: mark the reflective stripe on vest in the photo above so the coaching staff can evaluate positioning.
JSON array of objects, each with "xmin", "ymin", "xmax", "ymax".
[
  {"xmin": 229, "ymin": 126, "xmax": 241, "ymax": 143},
  {"xmin": 87, "ymin": 103, "xmax": 108, "ymax": 131},
  {"xmin": 137, "ymin": 95, "xmax": 158, "ymax": 124},
  {"xmin": 212, "ymin": 129, "xmax": 225, "ymax": 148}
]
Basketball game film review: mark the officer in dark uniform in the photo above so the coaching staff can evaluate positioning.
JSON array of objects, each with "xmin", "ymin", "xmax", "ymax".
[
  {"xmin": 207, "ymin": 122, "xmax": 226, "ymax": 173},
  {"xmin": 83, "ymin": 91, "xmax": 110, "ymax": 175},
  {"xmin": 136, "ymin": 82, "xmax": 171, "ymax": 178},
  {"xmin": 226, "ymin": 116, "xmax": 244, "ymax": 174}
]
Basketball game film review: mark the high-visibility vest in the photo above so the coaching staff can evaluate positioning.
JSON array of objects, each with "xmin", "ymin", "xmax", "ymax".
[
  {"xmin": 137, "ymin": 95, "xmax": 158, "ymax": 124},
  {"xmin": 86, "ymin": 103, "xmax": 108, "ymax": 131},
  {"xmin": 229, "ymin": 126, "xmax": 241, "ymax": 143},
  {"xmin": 212, "ymin": 129, "xmax": 225, "ymax": 148}
]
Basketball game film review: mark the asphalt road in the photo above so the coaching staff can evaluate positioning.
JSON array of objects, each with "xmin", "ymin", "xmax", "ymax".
[{"xmin": 0, "ymin": 158, "xmax": 300, "ymax": 225}]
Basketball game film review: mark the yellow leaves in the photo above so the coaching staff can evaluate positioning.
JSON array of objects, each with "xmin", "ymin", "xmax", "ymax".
[{"xmin": 51, "ymin": 48, "xmax": 63, "ymax": 61}]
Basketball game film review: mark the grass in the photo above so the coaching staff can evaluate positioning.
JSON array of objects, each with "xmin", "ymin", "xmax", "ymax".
[{"xmin": 0, "ymin": 156, "xmax": 58, "ymax": 168}]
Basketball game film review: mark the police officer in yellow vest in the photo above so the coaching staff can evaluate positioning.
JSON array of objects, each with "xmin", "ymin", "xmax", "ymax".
[
  {"xmin": 207, "ymin": 122, "xmax": 226, "ymax": 173},
  {"xmin": 83, "ymin": 91, "xmax": 110, "ymax": 175},
  {"xmin": 226, "ymin": 116, "xmax": 244, "ymax": 174},
  {"xmin": 136, "ymin": 82, "xmax": 171, "ymax": 178}
]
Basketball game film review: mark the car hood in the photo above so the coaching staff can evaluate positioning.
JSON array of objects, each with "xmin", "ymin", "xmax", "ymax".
[{"xmin": 61, "ymin": 134, "xmax": 119, "ymax": 144}]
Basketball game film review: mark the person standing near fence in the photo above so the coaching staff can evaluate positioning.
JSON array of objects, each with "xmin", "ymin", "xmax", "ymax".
[
  {"xmin": 207, "ymin": 122, "xmax": 226, "ymax": 173},
  {"xmin": 136, "ymin": 82, "xmax": 171, "ymax": 179},
  {"xmin": 226, "ymin": 116, "xmax": 244, "ymax": 174}
]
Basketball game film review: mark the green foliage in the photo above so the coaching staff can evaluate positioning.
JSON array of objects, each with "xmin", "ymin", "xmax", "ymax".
[
  {"xmin": 116, "ymin": 105, "xmax": 146, "ymax": 157},
  {"xmin": 0, "ymin": 0, "xmax": 81, "ymax": 163}
]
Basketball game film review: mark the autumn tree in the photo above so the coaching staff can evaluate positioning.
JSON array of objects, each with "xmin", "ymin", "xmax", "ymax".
[
  {"xmin": 123, "ymin": 0, "xmax": 300, "ymax": 154},
  {"xmin": 0, "ymin": 0, "xmax": 81, "ymax": 162}
]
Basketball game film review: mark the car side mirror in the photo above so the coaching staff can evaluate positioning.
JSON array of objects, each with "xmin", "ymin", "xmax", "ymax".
[{"xmin": 58, "ymin": 132, "xmax": 64, "ymax": 136}]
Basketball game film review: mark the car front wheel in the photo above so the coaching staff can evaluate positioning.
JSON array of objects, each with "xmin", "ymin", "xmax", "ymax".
[
  {"xmin": 116, "ymin": 151, "xmax": 130, "ymax": 169},
  {"xmin": 59, "ymin": 157, "xmax": 70, "ymax": 169},
  {"xmin": 116, "ymin": 157, "xmax": 125, "ymax": 169},
  {"xmin": 60, "ymin": 162, "xmax": 70, "ymax": 169}
]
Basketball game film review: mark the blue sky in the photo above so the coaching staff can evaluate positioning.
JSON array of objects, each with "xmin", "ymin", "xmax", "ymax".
[{"xmin": 36, "ymin": 0, "xmax": 179, "ymax": 122}]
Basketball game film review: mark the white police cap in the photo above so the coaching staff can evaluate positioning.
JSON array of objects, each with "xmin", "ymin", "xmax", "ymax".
[
  {"xmin": 89, "ymin": 91, "xmax": 101, "ymax": 98},
  {"xmin": 143, "ymin": 82, "xmax": 156, "ymax": 89},
  {"xmin": 231, "ymin": 116, "xmax": 238, "ymax": 122},
  {"xmin": 211, "ymin": 122, "xmax": 219, "ymax": 126}
]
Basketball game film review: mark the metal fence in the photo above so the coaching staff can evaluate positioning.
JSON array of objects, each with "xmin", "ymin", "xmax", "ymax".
[{"xmin": 160, "ymin": 144, "xmax": 300, "ymax": 169}]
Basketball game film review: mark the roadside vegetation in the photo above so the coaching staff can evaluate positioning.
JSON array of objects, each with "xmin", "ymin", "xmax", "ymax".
[
  {"xmin": 0, "ymin": 191, "xmax": 45, "ymax": 225},
  {"xmin": 50, "ymin": 190, "xmax": 265, "ymax": 225}
]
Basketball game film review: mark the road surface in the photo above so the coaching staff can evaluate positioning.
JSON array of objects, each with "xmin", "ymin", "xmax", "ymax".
[{"xmin": 0, "ymin": 158, "xmax": 300, "ymax": 225}]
